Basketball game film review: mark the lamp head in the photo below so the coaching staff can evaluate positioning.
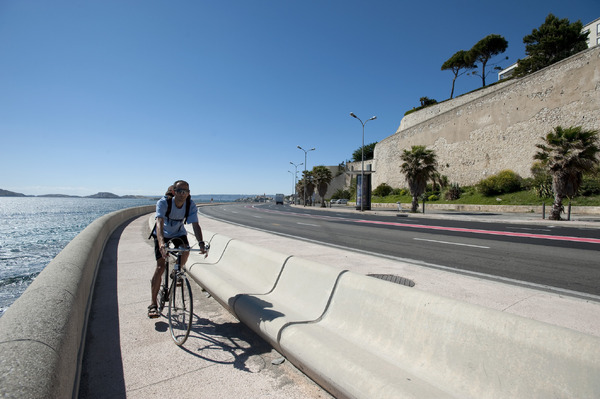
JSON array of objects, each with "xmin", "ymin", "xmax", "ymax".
[
  {"xmin": 369, "ymin": 116, "xmax": 377, "ymax": 121},
  {"xmin": 350, "ymin": 112, "xmax": 357, "ymax": 119}
]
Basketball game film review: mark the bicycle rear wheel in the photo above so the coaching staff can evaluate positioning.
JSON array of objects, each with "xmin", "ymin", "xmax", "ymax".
[{"xmin": 168, "ymin": 273, "xmax": 193, "ymax": 346}]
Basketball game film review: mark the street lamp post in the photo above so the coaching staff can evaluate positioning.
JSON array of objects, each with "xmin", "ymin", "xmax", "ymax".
[
  {"xmin": 350, "ymin": 112, "xmax": 377, "ymax": 212},
  {"xmin": 297, "ymin": 145, "xmax": 315, "ymax": 207},
  {"xmin": 290, "ymin": 161, "xmax": 303, "ymax": 205}
]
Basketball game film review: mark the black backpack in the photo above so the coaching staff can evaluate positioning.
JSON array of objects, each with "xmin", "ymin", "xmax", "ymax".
[{"xmin": 148, "ymin": 195, "xmax": 191, "ymax": 239}]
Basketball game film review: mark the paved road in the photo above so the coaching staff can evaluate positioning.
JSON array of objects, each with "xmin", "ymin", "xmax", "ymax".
[{"xmin": 200, "ymin": 203, "xmax": 600, "ymax": 298}]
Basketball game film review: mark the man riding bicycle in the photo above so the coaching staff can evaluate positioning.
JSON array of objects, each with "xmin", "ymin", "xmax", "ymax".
[{"xmin": 148, "ymin": 180, "xmax": 205, "ymax": 318}]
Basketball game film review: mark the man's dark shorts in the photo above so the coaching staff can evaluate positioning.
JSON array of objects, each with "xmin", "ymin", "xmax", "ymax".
[{"xmin": 154, "ymin": 235, "xmax": 189, "ymax": 260}]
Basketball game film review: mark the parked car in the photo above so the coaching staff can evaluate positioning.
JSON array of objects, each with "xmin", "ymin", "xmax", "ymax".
[{"xmin": 331, "ymin": 199, "xmax": 348, "ymax": 205}]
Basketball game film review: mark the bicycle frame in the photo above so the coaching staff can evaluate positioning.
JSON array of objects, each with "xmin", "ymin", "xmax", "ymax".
[{"xmin": 159, "ymin": 241, "xmax": 209, "ymax": 346}]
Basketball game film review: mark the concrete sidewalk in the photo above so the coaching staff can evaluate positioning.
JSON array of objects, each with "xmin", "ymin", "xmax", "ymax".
[
  {"xmin": 79, "ymin": 206, "xmax": 600, "ymax": 398},
  {"xmin": 78, "ymin": 213, "xmax": 332, "ymax": 399}
]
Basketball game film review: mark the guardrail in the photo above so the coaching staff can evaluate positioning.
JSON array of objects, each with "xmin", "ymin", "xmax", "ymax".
[
  {"xmin": 186, "ymin": 229, "xmax": 600, "ymax": 399},
  {"xmin": 0, "ymin": 205, "xmax": 154, "ymax": 399}
]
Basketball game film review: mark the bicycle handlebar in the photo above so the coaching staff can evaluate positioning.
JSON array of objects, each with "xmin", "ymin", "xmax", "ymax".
[{"xmin": 165, "ymin": 242, "xmax": 210, "ymax": 254}]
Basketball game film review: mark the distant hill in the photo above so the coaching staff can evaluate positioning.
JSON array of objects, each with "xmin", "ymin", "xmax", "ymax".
[
  {"xmin": 38, "ymin": 194, "xmax": 81, "ymax": 198},
  {"xmin": 86, "ymin": 192, "xmax": 120, "ymax": 199},
  {"xmin": 0, "ymin": 189, "xmax": 26, "ymax": 197}
]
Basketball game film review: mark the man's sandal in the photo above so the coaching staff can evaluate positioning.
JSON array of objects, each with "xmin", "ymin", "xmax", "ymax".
[{"xmin": 147, "ymin": 304, "xmax": 159, "ymax": 319}]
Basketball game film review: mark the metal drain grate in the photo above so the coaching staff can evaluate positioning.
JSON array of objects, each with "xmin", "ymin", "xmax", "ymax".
[{"xmin": 368, "ymin": 274, "xmax": 415, "ymax": 287}]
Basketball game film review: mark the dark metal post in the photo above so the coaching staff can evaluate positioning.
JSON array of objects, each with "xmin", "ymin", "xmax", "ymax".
[
  {"xmin": 542, "ymin": 202, "xmax": 545, "ymax": 219},
  {"xmin": 297, "ymin": 146, "xmax": 315, "ymax": 207},
  {"xmin": 350, "ymin": 112, "xmax": 377, "ymax": 212}
]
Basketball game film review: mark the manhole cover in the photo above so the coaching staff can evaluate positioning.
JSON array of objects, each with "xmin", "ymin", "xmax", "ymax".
[{"xmin": 368, "ymin": 274, "xmax": 415, "ymax": 287}]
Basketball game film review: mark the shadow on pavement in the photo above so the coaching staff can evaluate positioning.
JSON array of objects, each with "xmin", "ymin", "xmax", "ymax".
[
  {"xmin": 174, "ymin": 311, "xmax": 273, "ymax": 373},
  {"xmin": 78, "ymin": 223, "xmax": 127, "ymax": 398}
]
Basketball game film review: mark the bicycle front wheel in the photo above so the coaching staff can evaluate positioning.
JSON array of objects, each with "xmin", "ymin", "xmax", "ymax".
[{"xmin": 168, "ymin": 273, "xmax": 193, "ymax": 346}]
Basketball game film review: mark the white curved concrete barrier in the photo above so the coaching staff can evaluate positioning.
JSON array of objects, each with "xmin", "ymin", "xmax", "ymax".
[
  {"xmin": 234, "ymin": 256, "xmax": 346, "ymax": 352},
  {"xmin": 187, "ymin": 229, "xmax": 231, "ymax": 265},
  {"xmin": 186, "ymin": 238, "xmax": 291, "ymax": 313},
  {"xmin": 279, "ymin": 271, "xmax": 600, "ymax": 399},
  {"xmin": 0, "ymin": 205, "xmax": 154, "ymax": 399},
  {"xmin": 190, "ymin": 234, "xmax": 600, "ymax": 399}
]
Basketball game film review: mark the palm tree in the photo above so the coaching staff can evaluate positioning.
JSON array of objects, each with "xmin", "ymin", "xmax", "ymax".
[
  {"xmin": 295, "ymin": 180, "xmax": 304, "ymax": 205},
  {"xmin": 400, "ymin": 145, "xmax": 438, "ymax": 212},
  {"xmin": 430, "ymin": 171, "xmax": 448, "ymax": 192},
  {"xmin": 534, "ymin": 126, "xmax": 600, "ymax": 220},
  {"xmin": 312, "ymin": 165, "xmax": 333, "ymax": 207},
  {"xmin": 299, "ymin": 171, "xmax": 314, "ymax": 206}
]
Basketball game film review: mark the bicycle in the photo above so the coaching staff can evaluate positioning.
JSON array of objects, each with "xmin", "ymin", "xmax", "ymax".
[{"xmin": 156, "ymin": 238, "xmax": 210, "ymax": 346}]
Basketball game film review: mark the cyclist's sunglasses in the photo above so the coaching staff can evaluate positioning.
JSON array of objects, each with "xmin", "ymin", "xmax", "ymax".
[{"xmin": 174, "ymin": 189, "xmax": 190, "ymax": 194}]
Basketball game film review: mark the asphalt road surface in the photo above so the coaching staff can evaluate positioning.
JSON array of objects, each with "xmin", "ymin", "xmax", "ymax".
[{"xmin": 200, "ymin": 203, "xmax": 600, "ymax": 298}]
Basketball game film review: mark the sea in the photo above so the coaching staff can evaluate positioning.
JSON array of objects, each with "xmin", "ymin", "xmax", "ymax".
[{"xmin": 0, "ymin": 197, "xmax": 152, "ymax": 317}]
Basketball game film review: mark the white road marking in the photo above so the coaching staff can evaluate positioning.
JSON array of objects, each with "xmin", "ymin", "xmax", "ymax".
[
  {"xmin": 414, "ymin": 237, "xmax": 490, "ymax": 249},
  {"xmin": 512, "ymin": 227, "xmax": 551, "ymax": 232},
  {"xmin": 297, "ymin": 222, "xmax": 320, "ymax": 227}
]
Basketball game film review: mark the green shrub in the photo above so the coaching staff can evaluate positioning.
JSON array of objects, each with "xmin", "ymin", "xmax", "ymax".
[
  {"xmin": 533, "ymin": 181, "xmax": 553, "ymax": 198},
  {"xmin": 477, "ymin": 170, "xmax": 523, "ymax": 196},
  {"xmin": 332, "ymin": 188, "xmax": 352, "ymax": 200},
  {"xmin": 579, "ymin": 175, "xmax": 600, "ymax": 196},
  {"xmin": 404, "ymin": 97, "xmax": 438, "ymax": 116},
  {"xmin": 372, "ymin": 183, "xmax": 393, "ymax": 197},
  {"xmin": 428, "ymin": 194, "xmax": 439, "ymax": 201},
  {"xmin": 530, "ymin": 162, "xmax": 553, "ymax": 198},
  {"xmin": 444, "ymin": 183, "xmax": 462, "ymax": 200},
  {"xmin": 521, "ymin": 177, "xmax": 534, "ymax": 190},
  {"xmin": 495, "ymin": 170, "xmax": 523, "ymax": 192}
]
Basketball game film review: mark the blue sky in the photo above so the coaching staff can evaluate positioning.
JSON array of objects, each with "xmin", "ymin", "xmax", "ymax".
[{"xmin": 1, "ymin": 1, "xmax": 598, "ymax": 196}]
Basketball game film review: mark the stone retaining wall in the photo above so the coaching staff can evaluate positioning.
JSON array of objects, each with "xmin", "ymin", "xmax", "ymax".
[{"xmin": 373, "ymin": 46, "xmax": 600, "ymax": 189}]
